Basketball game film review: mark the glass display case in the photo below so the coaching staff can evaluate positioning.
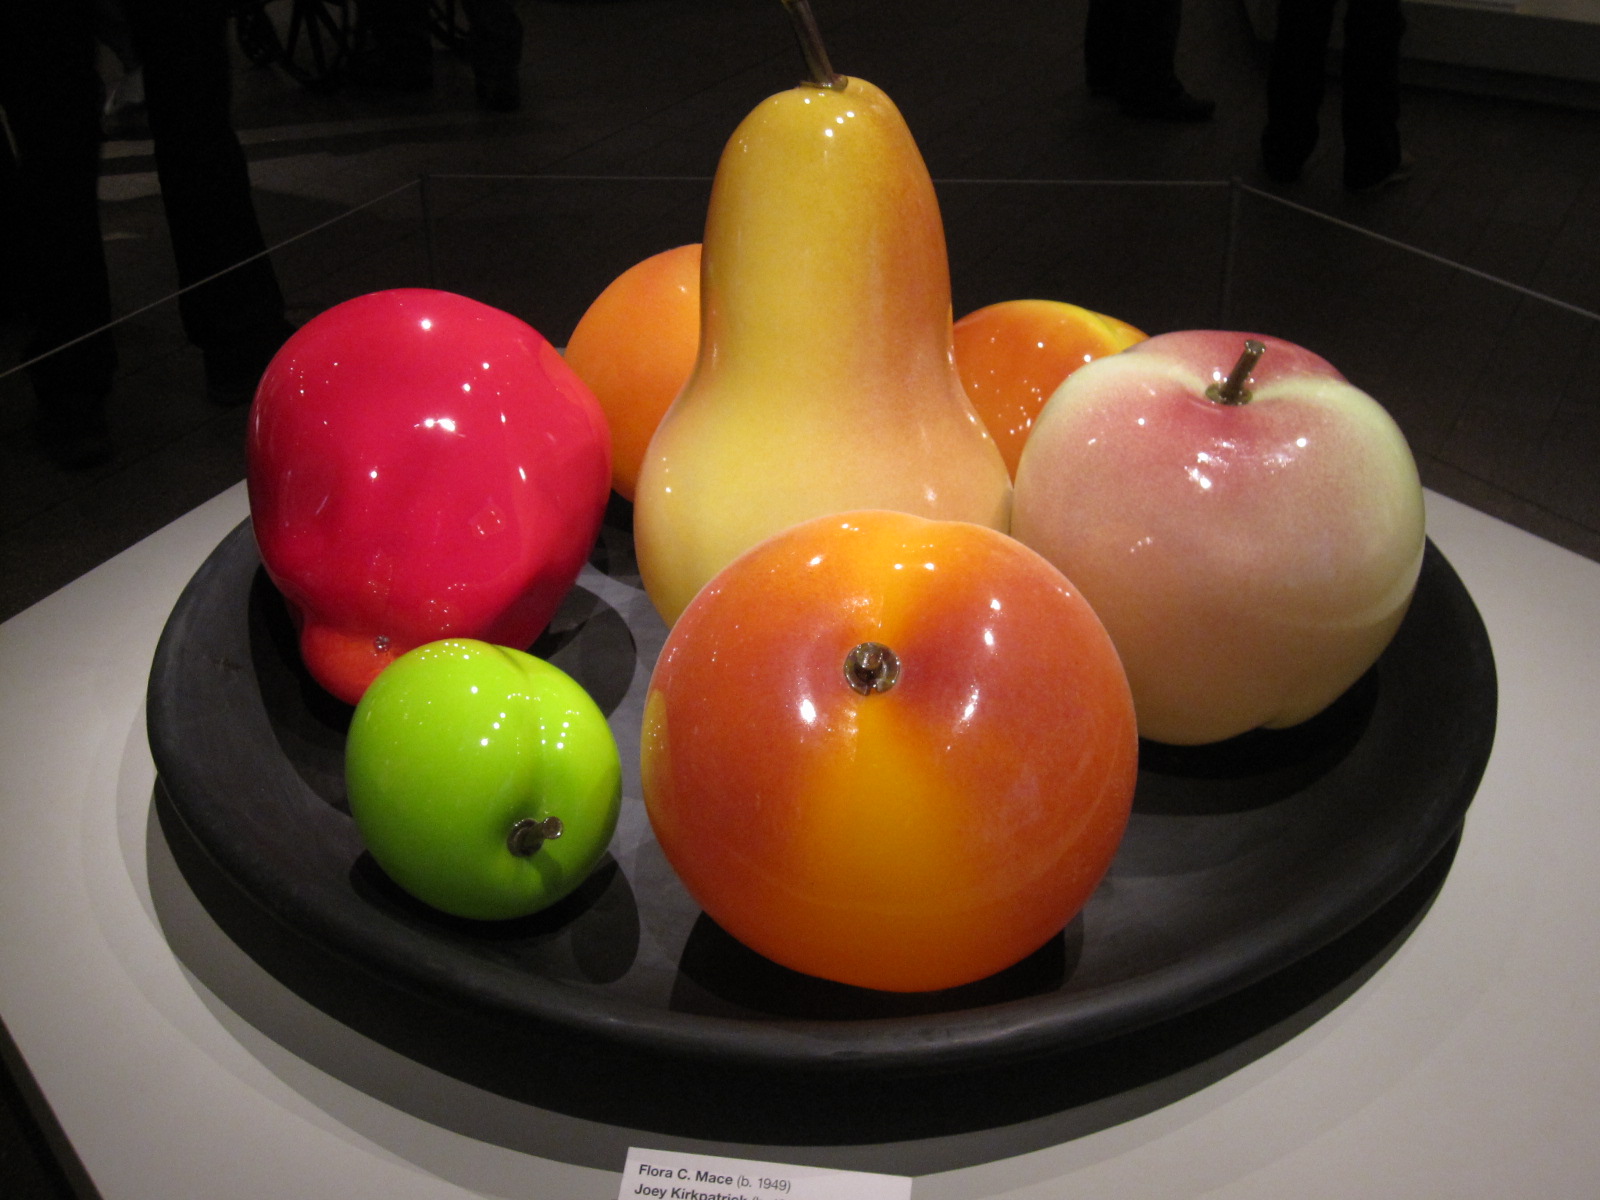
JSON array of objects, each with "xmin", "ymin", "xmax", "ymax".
[{"xmin": 1, "ymin": 176, "xmax": 1597, "ymax": 1197}]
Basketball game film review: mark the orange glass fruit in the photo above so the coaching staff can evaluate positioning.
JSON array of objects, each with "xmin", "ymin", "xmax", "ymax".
[
  {"xmin": 953, "ymin": 299, "xmax": 1147, "ymax": 477},
  {"xmin": 640, "ymin": 509, "xmax": 1138, "ymax": 993},
  {"xmin": 563, "ymin": 243, "xmax": 701, "ymax": 501}
]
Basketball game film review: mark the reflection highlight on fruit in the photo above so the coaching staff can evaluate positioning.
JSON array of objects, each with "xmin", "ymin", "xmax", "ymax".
[
  {"xmin": 631, "ymin": 3, "xmax": 1011, "ymax": 627},
  {"xmin": 563, "ymin": 243, "xmax": 701, "ymax": 502},
  {"xmin": 346, "ymin": 639, "xmax": 622, "ymax": 921},
  {"xmin": 952, "ymin": 298, "xmax": 1147, "ymax": 477},
  {"xmin": 247, "ymin": 288, "xmax": 611, "ymax": 705},
  {"xmin": 641, "ymin": 509, "xmax": 1138, "ymax": 993},
  {"xmin": 1012, "ymin": 329, "xmax": 1426, "ymax": 745}
]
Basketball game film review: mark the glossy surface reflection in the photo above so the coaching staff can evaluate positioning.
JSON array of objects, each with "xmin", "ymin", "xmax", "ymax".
[
  {"xmin": 952, "ymin": 298, "xmax": 1147, "ymax": 477},
  {"xmin": 563, "ymin": 243, "xmax": 701, "ymax": 503},
  {"xmin": 1014, "ymin": 330, "xmax": 1426, "ymax": 745},
  {"xmin": 632, "ymin": 76, "xmax": 1011, "ymax": 628},
  {"xmin": 641, "ymin": 510, "xmax": 1138, "ymax": 993},
  {"xmin": 345, "ymin": 639, "xmax": 622, "ymax": 921},
  {"xmin": 247, "ymin": 288, "xmax": 611, "ymax": 705}
]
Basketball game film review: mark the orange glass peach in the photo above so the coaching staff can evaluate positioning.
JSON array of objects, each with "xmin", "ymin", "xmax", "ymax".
[
  {"xmin": 563, "ymin": 243, "xmax": 701, "ymax": 502},
  {"xmin": 952, "ymin": 298, "xmax": 1146, "ymax": 478},
  {"xmin": 641, "ymin": 510, "xmax": 1138, "ymax": 993}
]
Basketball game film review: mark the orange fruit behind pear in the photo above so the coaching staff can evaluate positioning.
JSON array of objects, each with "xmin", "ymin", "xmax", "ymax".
[
  {"xmin": 953, "ymin": 299, "xmax": 1147, "ymax": 478},
  {"xmin": 564, "ymin": 243, "xmax": 701, "ymax": 501}
]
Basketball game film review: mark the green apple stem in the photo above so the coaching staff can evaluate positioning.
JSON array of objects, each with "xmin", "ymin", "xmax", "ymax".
[
  {"xmin": 844, "ymin": 642, "xmax": 900, "ymax": 695},
  {"xmin": 779, "ymin": 0, "xmax": 845, "ymax": 89},
  {"xmin": 507, "ymin": 815, "xmax": 564, "ymax": 857},
  {"xmin": 1206, "ymin": 339, "xmax": 1267, "ymax": 406}
]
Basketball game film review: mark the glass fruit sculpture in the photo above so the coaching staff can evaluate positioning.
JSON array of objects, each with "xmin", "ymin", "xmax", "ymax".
[
  {"xmin": 632, "ymin": 3, "xmax": 1010, "ymax": 626},
  {"xmin": 641, "ymin": 509, "xmax": 1139, "ymax": 992},
  {"xmin": 247, "ymin": 288, "xmax": 611, "ymax": 705}
]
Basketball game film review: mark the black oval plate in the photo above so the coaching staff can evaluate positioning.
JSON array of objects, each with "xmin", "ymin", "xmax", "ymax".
[{"xmin": 147, "ymin": 512, "xmax": 1495, "ymax": 1141}]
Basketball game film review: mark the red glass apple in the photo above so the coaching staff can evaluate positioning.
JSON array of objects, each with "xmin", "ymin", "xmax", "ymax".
[
  {"xmin": 247, "ymin": 288, "xmax": 611, "ymax": 705},
  {"xmin": 640, "ymin": 509, "xmax": 1139, "ymax": 993}
]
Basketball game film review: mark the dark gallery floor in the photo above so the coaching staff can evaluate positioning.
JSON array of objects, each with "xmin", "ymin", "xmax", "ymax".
[{"xmin": 1, "ymin": 0, "xmax": 1597, "ymax": 1193}]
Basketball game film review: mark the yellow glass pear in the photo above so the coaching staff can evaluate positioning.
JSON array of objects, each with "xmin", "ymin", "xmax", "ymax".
[{"xmin": 633, "ymin": 8, "xmax": 1011, "ymax": 626}]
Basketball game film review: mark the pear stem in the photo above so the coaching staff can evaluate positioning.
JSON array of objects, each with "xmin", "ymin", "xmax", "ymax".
[
  {"xmin": 844, "ymin": 642, "xmax": 900, "ymax": 695},
  {"xmin": 779, "ymin": 0, "xmax": 845, "ymax": 89},
  {"xmin": 507, "ymin": 815, "xmax": 564, "ymax": 857},
  {"xmin": 1206, "ymin": 339, "xmax": 1267, "ymax": 406}
]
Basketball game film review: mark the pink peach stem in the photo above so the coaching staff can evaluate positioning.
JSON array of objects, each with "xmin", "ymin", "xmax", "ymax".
[{"xmin": 1208, "ymin": 339, "xmax": 1266, "ymax": 406}]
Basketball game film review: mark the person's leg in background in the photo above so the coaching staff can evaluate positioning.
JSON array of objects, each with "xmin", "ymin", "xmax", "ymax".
[
  {"xmin": 1083, "ymin": 0, "xmax": 1125, "ymax": 97},
  {"xmin": 351, "ymin": 0, "xmax": 435, "ymax": 91},
  {"xmin": 123, "ymin": 0, "xmax": 294, "ymax": 404},
  {"xmin": 93, "ymin": 0, "xmax": 147, "ymax": 134},
  {"xmin": 1340, "ymin": 0, "xmax": 1407, "ymax": 189},
  {"xmin": 1085, "ymin": 0, "xmax": 1214, "ymax": 121},
  {"xmin": 1261, "ymin": 0, "xmax": 1339, "ymax": 183},
  {"xmin": 0, "ymin": 0, "xmax": 119, "ymax": 467},
  {"xmin": 461, "ymin": 0, "xmax": 523, "ymax": 112}
]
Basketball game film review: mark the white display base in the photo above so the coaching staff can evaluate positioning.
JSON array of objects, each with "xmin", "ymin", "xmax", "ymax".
[{"xmin": 2, "ymin": 483, "xmax": 1598, "ymax": 1198}]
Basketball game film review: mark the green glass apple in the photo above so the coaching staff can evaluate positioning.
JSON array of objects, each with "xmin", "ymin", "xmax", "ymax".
[{"xmin": 345, "ymin": 639, "xmax": 622, "ymax": 920}]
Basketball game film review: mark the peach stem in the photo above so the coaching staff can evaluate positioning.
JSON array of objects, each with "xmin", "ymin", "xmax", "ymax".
[
  {"xmin": 845, "ymin": 642, "xmax": 900, "ymax": 695},
  {"xmin": 1207, "ymin": 339, "xmax": 1266, "ymax": 406}
]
